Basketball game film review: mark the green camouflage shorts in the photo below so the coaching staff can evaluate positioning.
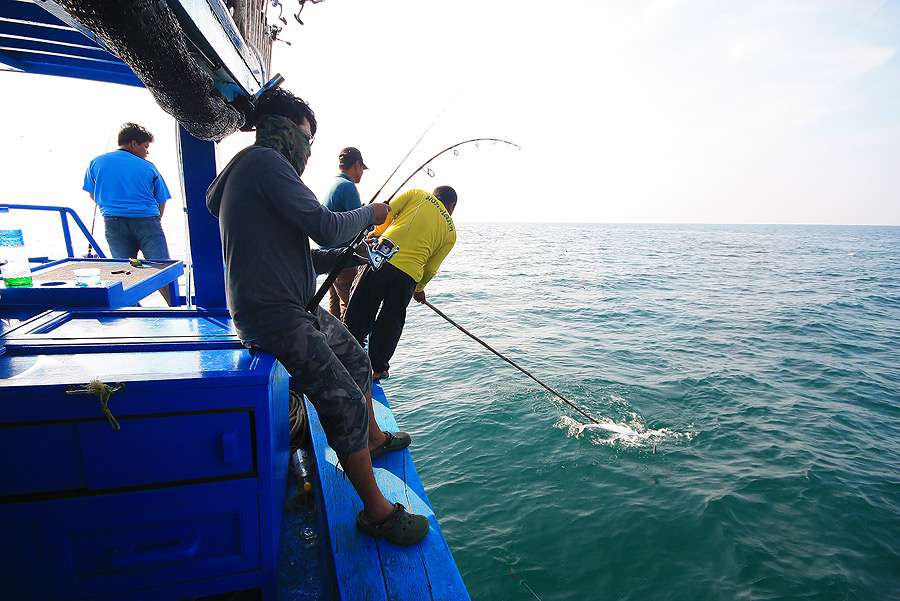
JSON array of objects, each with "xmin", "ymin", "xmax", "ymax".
[{"xmin": 246, "ymin": 307, "xmax": 373, "ymax": 455}]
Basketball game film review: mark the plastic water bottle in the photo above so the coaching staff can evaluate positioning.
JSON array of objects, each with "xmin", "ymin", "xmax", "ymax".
[
  {"xmin": 290, "ymin": 449, "xmax": 313, "ymax": 495},
  {"xmin": 0, "ymin": 208, "xmax": 33, "ymax": 288}
]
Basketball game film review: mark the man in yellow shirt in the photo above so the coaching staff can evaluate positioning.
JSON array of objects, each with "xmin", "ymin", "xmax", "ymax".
[{"xmin": 344, "ymin": 186, "xmax": 457, "ymax": 382}]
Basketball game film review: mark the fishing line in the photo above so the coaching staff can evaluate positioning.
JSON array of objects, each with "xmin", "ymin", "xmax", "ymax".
[
  {"xmin": 422, "ymin": 299, "xmax": 600, "ymax": 425},
  {"xmin": 384, "ymin": 138, "xmax": 520, "ymax": 202},
  {"xmin": 368, "ymin": 92, "xmax": 458, "ymax": 205},
  {"xmin": 396, "ymin": 138, "xmax": 520, "ymax": 233},
  {"xmin": 521, "ymin": 580, "xmax": 544, "ymax": 601},
  {"xmin": 394, "ymin": 138, "xmax": 519, "ymax": 233}
]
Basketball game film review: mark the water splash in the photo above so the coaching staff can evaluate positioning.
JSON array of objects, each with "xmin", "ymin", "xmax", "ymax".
[
  {"xmin": 580, "ymin": 422, "xmax": 638, "ymax": 436},
  {"xmin": 555, "ymin": 415, "xmax": 695, "ymax": 448}
]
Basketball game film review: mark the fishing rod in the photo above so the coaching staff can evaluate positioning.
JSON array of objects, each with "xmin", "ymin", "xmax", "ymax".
[
  {"xmin": 304, "ymin": 106, "xmax": 454, "ymax": 312},
  {"xmin": 307, "ymin": 137, "xmax": 520, "ymax": 312},
  {"xmin": 84, "ymin": 205, "xmax": 99, "ymax": 258},
  {"xmin": 84, "ymin": 129, "xmax": 118, "ymax": 258},
  {"xmin": 368, "ymin": 94, "xmax": 457, "ymax": 205},
  {"xmin": 422, "ymin": 299, "xmax": 601, "ymax": 425},
  {"xmin": 384, "ymin": 138, "xmax": 520, "ymax": 202}
]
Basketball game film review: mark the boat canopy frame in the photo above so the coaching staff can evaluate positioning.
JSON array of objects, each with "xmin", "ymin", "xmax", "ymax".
[{"xmin": 0, "ymin": 0, "xmax": 276, "ymax": 308}]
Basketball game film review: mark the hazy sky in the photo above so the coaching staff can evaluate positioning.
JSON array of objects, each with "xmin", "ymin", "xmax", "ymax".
[{"xmin": 2, "ymin": 0, "xmax": 898, "ymax": 225}]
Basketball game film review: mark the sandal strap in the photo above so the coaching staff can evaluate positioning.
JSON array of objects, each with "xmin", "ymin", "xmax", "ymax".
[
  {"xmin": 381, "ymin": 431, "xmax": 395, "ymax": 447},
  {"xmin": 371, "ymin": 502, "xmax": 404, "ymax": 528}
]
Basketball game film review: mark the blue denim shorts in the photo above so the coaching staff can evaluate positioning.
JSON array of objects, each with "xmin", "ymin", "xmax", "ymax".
[{"xmin": 103, "ymin": 215, "xmax": 171, "ymax": 260}]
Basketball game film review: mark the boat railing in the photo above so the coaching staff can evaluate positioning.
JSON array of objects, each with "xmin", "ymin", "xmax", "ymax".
[{"xmin": 0, "ymin": 203, "xmax": 106, "ymax": 260}]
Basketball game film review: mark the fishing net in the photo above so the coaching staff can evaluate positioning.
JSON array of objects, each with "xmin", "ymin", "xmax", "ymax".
[{"xmin": 57, "ymin": 0, "xmax": 246, "ymax": 141}]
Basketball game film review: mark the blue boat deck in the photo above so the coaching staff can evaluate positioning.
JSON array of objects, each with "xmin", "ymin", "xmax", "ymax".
[
  {"xmin": 2, "ymin": 4, "xmax": 470, "ymax": 596},
  {"xmin": 306, "ymin": 383, "xmax": 469, "ymax": 601}
]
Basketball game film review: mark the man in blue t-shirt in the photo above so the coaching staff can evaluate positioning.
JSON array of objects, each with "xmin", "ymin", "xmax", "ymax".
[
  {"xmin": 322, "ymin": 146, "xmax": 367, "ymax": 319},
  {"xmin": 83, "ymin": 122, "xmax": 173, "ymax": 304}
]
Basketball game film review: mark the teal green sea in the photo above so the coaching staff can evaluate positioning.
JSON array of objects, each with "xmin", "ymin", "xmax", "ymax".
[{"xmin": 381, "ymin": 223, "xmax": 900, "ymax": 601}]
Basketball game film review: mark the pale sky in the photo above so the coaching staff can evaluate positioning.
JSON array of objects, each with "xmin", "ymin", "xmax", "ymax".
[{"xmin": 2, "ymin": 0, "xmax": 898, "ymax": 225}]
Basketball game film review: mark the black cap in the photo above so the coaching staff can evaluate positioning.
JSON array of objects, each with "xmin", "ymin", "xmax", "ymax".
[{"xmin": 339, "ymin": 147, "xmax": 368, "ymax": 169}]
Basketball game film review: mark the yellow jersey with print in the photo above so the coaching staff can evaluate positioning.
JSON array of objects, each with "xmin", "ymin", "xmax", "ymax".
[{"xmin": 373, "ymin": 189, "xmax": 456, "ymax": 292}]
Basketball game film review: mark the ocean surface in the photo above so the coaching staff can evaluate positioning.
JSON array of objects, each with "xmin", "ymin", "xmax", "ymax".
[{"xmin": 373, "ymin": 223, "xmax": 900, "ymax": 601}]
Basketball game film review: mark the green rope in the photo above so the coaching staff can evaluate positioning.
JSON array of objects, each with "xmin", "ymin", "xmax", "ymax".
[{"xmin": 83, "ymin": 380, "xmax": 121, "ymax": 430}]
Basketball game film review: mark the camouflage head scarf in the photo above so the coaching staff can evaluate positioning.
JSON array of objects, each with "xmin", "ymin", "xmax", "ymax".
[{"xmin": 255, "ymin": 114, "xmax": 311, "ymax": 176}]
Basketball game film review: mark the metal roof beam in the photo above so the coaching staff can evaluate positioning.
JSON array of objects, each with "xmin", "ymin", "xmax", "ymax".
[{"xmin": 0, "ymin": 46, "xmax": 25, "ymax": 68}]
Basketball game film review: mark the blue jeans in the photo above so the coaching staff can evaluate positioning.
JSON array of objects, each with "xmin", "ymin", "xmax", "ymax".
[{"xmin": 103, "ymin": 216, "xmax": 170, "ymax": 260}]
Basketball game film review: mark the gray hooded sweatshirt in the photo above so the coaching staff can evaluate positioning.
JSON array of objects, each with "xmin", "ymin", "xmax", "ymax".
[{"xmin": 206, "ymin": 145, "xmax": 375, "ymax": 340}]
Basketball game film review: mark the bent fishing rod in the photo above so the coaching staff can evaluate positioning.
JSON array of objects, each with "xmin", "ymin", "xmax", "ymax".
[
  {"xmin": 423, "ymin": 299, "xmax": 601, "ymax": 425},
  {"xmin": 306, "ymin": 137, "xmax": 520, "ymax": 312},
  {"xmin": 303, "ymin": 111, "xmax": 448, "ymax": 313},
  {"xmin": 383, "ymin": 138, "xmax": 519, "ymax": 202}
]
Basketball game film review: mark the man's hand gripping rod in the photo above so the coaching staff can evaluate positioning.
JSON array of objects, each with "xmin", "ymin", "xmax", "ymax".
[{"xmin": 305, "ymin": 201, "xmax": 387, "ymax": 312}]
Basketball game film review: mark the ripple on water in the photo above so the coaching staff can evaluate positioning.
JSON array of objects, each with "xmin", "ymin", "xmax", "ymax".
[{"xmin": 378, "ymin": 224, "xmax": 900, "ymax": 601}]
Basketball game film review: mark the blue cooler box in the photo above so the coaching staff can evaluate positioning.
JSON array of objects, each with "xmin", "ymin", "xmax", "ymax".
[{"xmin": 0, "ymin": 308, "xmax": 290, "ymax": 601}]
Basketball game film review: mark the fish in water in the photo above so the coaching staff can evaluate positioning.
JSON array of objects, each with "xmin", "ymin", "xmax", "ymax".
[{"xmin": 579, "ymin": 423, "xmax": 638, "ymax": 436}]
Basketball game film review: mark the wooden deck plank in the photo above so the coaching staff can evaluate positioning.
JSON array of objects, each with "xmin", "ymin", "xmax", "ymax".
[
  {"xmin": 369, "ymin": 384, "xmax": 469, "ymax": 601},
  {"xmin": 367, "ymin": 394, "xmax": 435, "ymax": 601},
  {"xmin": 305, "ymin": 383, "xmax": 470, "ymax": 601}
]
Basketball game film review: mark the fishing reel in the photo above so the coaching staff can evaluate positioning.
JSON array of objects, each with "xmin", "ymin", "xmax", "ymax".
[{"xmin": 356, "ymin": 236, "xmax": 399, "ymax": 271}]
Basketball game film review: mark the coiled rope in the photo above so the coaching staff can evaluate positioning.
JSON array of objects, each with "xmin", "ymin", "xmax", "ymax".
[{"xmin": 288, "ymin": 390, "xmax": 309, "ymax": 451}]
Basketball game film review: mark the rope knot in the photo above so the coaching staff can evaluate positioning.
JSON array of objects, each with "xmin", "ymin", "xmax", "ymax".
[{"xmin": 66, "ymin": 380, "xmax": 125, "ymax": 430}]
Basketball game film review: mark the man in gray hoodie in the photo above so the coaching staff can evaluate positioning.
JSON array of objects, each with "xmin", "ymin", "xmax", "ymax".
[{"xmin": 206, "ymin": 88, "xmax": 428, "ymax": 546}]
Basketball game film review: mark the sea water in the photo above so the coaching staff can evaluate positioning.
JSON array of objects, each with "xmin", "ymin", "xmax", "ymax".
[{"xmin": 380, "ymin": 223, "xmax": 900, "ymax": 601}]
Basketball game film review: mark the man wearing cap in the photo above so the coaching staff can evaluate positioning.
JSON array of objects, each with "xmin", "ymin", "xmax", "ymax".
[
  {"xmin": 322, "ymin": 147, "xmax": 368, "ymax": 319},
  {"xmin": 207, "ymin": 89, "xmax": 428, "ymax": 546}
]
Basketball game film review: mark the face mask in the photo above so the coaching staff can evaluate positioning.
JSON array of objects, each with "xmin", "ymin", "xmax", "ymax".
[{"xmin": 255, "ymin": 114, "xmax": 311, "ymax": 176}]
